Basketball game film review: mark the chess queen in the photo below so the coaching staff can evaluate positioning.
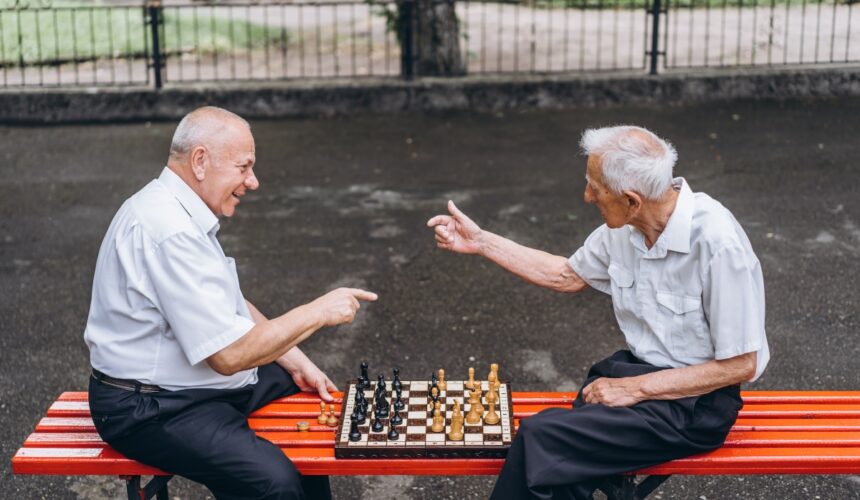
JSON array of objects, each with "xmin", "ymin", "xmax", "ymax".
[{"xmin": 427, "ymin": 126, "xmax": 768, "ymax": 499}]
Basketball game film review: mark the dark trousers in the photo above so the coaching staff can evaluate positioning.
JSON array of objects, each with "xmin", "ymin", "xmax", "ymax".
[
  {"xmin": 88, "ymin": 363, "xmax": 332, "ymax": 500},
  {"xmin": 490, "ymin": 350, "xmax": 743, "ymax": 500}
]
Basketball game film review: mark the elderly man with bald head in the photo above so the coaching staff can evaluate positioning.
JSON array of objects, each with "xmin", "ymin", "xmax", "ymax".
[
  {"xmin": 427, "ymin": 125, "xmax": 769, "ymax": 499},
  {"xmin": 84, "ymin": 106, "xmax": 376, "ymax": 499}
]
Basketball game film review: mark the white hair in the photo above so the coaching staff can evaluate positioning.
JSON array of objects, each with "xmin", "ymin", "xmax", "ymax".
[
  {"xmin": 579, "ymin": 125, "xmax": 677, "ymax": 200},
  {"xmin": 169, "ymin": 106, "xmax": 250, "ymax": 158}
]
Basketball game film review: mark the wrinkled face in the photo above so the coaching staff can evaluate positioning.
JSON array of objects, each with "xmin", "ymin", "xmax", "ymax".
[
  {"xmin": 583, "ymin": 155, "xmax": 631, "ymax": 229},
  {"xmin": 197, "ymin": 123, "xmax": 258, "ymax": 217}
]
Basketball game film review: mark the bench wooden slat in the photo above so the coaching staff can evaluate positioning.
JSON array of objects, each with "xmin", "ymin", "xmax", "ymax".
[
  {"xmin": 24, "ymin": 430, "xmax": 860, "ymax": 450},
  {"xmin": 54, "ymin": 390, "xmax": 860, "ymax": 404},
  {"xmin": 14, "ymin": 446, "xmax": 860, "ymax": 476}
]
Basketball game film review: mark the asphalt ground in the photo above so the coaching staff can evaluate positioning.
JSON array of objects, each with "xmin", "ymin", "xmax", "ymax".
[{"xmin": 2, "ymin": 97, "xmax": 859, "ymax": 499}]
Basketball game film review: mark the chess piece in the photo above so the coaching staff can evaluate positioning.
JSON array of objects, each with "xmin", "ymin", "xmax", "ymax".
[
  {"xmin": 488, "ymin": 370, "xmax": 500, "ymax": 401},
  {"xmin": 390, "ymin": 403, "xmax": 403, "ymax": 426},
  {"xmin": 296, "ymin": 421, "xmax": 309, "ymax": 432},
  {"xmin": 375, "ymin": 394, "xmax": 390, "ymax": 418},
  {"xmin": 430, "ymin": 372, "xmax": 438, "ymax": 393},
  {"xmin": 437, "ymin": 368, "xmax": 447, "ymax": 391},
  {"xmin": 387, "ymin": 425, "xmax": 399, "ymax": 440},
  {"xmin": 360, "ymin": 361, "xmax": 369, "ymax": 387},
  {"xmin": 431, "ymin": 401, "xmax": 445, "ymax": 433},
  {"xmin": 376, "ymin": 374, "xmax": 387, "ymax": 398},
  {"xmin": 371, "ymin": 413, "xmax": 384, "ymax": 433},
  {"xmin": 326, "ymin": 404, "xmax": 338, "ymax": 427},
  {"xmin": 491, "ymin": 362, "xmax": 501, "ymax": 399},
  {"xmin": 394, "ymin": 387, "xmax": 405, "ymax": 411},
  {"xmin": 392, "ymin": 368, "xmax": 402, "ymax": 392},
  {"xmin": 465, "ymin": 367, "xmax": 476, "ymax": 391},
  {"xmin": 428, "ymin": 386, "xmax": 439, "ymax": 412},
  {"xmin": 484, "ymin": 389, "xmax": 500, "ymax": 425},
  {"xmin": 448, "ymin": 400, "xmax": 464, "ymax": 441},
  {"xmin": 466, "ymin": 388, "xmax": 482, "ymax": 424},
  {"xmin": 317, "ymin": 402, "xmax": 328, "ymax": 425},
  {"xmin": 349, "ymin": 414, "xmax": 362, "ymax": 441}
]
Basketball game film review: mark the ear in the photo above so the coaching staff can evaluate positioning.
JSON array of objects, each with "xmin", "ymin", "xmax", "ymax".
[
  {"xmin": 190, "ymin": 146, "xmax": 208, "ymax": 181},
  {"xmin": 622, "ymin": 190, "xmax": 642, "ymax": 216}
]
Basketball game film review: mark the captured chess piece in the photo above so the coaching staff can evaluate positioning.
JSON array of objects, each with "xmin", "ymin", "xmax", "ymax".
[
  {"xmin": 349, "ymin": 413, "xmax": 362, "ymax": 441},
  {"xmin": 465, "ymin": 367, "xmax": 476, "ymax": 391},
  {"xmin": 484, "ymin": 389, "xmax": 500, "ymax": 425},
  {"xmin": 326, "ymin": 404, "xmax": 338, "ymax": 427},
  {"xmin": 466, "ymin": 387, "xmax": 483, "ymax": 424},
  {"xmin": 431, "ymin": 401, "xmax": 445, "ymax": 433},
  {"xmin": 437, "ymin": 368, "xmax": 447, "ymax": 391},
  {"xmin": 448, "ymin": 400, "xmax": 464, "ymax": 441},
  {"xmin": 317, "ymin": 402, "xmax": 328, "ymax": 425}
]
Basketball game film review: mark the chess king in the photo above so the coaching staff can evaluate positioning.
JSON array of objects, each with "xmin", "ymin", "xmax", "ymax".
[
  {"xmin": 84, "ymin": 107, "xmax": 377, "ymax": 499},
  {"xmin": 427, "ymin": 125, "xmax": 769, "ymax": 499}
]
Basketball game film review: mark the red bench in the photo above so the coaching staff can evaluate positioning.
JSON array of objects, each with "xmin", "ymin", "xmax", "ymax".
[{"xmin": 12, "ymin": 391, "xmax": 860, "ymax": 499}]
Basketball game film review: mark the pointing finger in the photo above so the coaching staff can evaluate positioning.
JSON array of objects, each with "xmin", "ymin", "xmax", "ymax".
[{"xmin": 348, "ymin": 289, "xmax": 378, "ymax": 302}]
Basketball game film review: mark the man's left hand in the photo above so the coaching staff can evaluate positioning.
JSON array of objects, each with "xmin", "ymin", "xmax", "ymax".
[
  {"xmin": 581, "ymin": 377, "xmax": 644, "ymax": 407},
  {"xmin": 289, "ymin": 359, "xmax": 338, "ymax": 402}
]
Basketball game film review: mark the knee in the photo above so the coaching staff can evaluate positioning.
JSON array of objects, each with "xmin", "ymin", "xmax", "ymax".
[{"xmin": 259, "ymin": 461, "xmax": 303, "ymax": 499}]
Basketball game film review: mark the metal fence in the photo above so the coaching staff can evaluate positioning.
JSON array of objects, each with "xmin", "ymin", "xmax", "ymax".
[{"xmin": 1, "ymin": 0, "xmax": 858, "ymax": 88}]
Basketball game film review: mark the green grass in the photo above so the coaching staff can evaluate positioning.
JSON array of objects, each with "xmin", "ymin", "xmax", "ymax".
[{"xmin": 0, "ymin": 3, "xmax": 288, "ymax": 66}]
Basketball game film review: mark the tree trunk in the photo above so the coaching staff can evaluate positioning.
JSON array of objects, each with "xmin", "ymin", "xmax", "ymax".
[{"xmin": 410, "ymin": 0, "xmax": 464, "ymax": 76}]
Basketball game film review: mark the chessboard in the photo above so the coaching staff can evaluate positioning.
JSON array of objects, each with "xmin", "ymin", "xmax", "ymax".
[{"xmin": 334, "ymin": 380, "xmax": 515, "ymax": 459}]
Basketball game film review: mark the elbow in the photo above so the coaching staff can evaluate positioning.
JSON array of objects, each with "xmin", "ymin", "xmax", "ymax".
[
  {"xmin": 207, "ymin": 351, "xmax": 241, "ymax": 376},
  {"xmin": 736, "ymin": 353, "xmax": 758, "ymax": 383}
]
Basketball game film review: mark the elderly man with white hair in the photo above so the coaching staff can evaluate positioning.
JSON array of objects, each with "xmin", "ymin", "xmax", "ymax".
[
  {"xmin": 427, "ymin": 125, "xmax": 769, "ymax": 499},
  {"xmin": 85, "ymin": 106, "xmax": 377, "ymax": 499}
]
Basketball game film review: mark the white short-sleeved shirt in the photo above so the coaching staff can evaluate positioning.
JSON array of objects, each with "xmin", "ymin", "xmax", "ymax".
[
  {"xmin": 569, "ymin": 178, "xmax": 769, "ymax": 381},
  {"xmin": 84, "ymin": 167, "xmax": 258, "ymax": 391}
]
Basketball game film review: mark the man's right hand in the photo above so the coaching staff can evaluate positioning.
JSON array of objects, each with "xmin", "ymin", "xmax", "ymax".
[
  {"xmin": 309, "ymin": 287, "xmax": 378, "ymax": 327},
  {"xmin": 426, "ymin": 200, "xmax": 483, "ymax": 255}
]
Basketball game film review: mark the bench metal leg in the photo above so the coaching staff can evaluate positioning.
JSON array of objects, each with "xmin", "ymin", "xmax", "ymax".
[
  {"xmin": 122, "ymin": 475, "xmax": 173, "ymax": 500},
  {"xmin": 598, "ymin": 475, "xmax": 671, "ymax": 500}
]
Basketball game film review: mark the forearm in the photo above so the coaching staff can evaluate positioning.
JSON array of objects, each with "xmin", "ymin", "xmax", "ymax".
[
  {"xmin": 245, "ymin": 300, "xmax": 309, "ymax": 373},
  {"xmin": 211, "ymin": 303, "xmax": 323, "ymax": 375},
  {"xmin": 633, "ymin": 353, "xmax": 757, "ymax": 400},
  {"xmin": 479, "ymin": 231, "xmax": 585, "ymax": 292}
]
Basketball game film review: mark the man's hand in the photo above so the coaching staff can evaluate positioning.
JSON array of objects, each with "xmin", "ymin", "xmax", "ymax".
[
  {"xmin": 286, "ymin": 356, "xmax": 339, "ymax": 402},
  {"xmin": 426, "ymin": 200, "xmax": 483, "ymax": 254},
  {"xmin": 581, "ymin": 377, "xmax": 645, "ymax": 407},
  {"xmin": 308, "ymin": 288, "xmax": 378, "ymax": 327}
]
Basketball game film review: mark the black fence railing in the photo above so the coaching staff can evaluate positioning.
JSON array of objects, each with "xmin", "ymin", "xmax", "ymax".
[{"xmin": 0, "ymin": 0, "xmax": 857, "ymax": 88}]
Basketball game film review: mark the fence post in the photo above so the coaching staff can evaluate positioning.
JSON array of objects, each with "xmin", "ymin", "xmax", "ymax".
[
  {"xmin": 400, "ymin": 0, "xmax": 414, "ymax": 80},
  {"xmin": 648, "ymin": 0, "xmax": 662, "ymax": 75},
  {"xmin": 147, "ymin": 0, "xmax": 164, "ymax": 89}
]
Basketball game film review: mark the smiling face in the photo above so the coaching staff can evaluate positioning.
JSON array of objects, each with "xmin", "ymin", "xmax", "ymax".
[
  {"xmin": 583, "ymin": 154, "xmax": 633, "ymax": 229},
  {"xmin": 192, "ymin": 121, "xmax": 258, "ymax": 217}
]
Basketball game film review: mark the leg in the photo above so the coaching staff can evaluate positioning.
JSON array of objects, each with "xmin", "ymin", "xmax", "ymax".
[{"xmin": 109, "ymin": 399, "xmax": 307, "ymax": 500}]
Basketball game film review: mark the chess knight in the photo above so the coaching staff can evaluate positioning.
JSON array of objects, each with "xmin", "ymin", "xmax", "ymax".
[{"xmin": 427, "ymin": 126, "xmax": 769, "ymax": 499}]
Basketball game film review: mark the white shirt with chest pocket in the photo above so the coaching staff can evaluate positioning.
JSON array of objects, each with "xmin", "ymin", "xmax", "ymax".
[
  {"xmin": 84, "ymin": 167, "xmax": 259, "ymax": 391},
  {"xmin": 569, "ymin": 178, "xmax": 770, "ymax": 381}
]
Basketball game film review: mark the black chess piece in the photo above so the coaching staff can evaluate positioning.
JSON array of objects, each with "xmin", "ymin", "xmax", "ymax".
[
  {"xmin": 375, "ymin": 393, "xmax": 390, "ymax": 418},
  {"xmin": 371, "ymin": 413, "xmax": 384, "ymax": 433},
  {"xmin": 431, "ymin": 371, "xmax": 438, "ymax": 389},
  {"xmin": 392, "ymin": 368, "xmax": 402, "ymax": 392},
  {"xmin": 389, "ymin": 404, "xmax": 403, "ymax": 426},
  {"xmin": 349, "ymin": 413, "xmax": 362, "ymax": 442},
  {"xmin": 360, "ymin": 361, "xmax": 369, "ymax": 385},
  {"xmin": 353, "ymin": 392, "xmax": 367, "ymax": 424},
  {"xmin": 394, "ymin": 387, "xmax": 405, "ymax": 411},
  {"xmin": 387, "ymin": 425, "xmax": 399, "ymax": 440}
]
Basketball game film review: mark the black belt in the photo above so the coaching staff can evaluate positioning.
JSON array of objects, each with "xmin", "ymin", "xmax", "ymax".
[{"xmin": 91, "ymin": 369, "xmax": 164, "ymax": 393}]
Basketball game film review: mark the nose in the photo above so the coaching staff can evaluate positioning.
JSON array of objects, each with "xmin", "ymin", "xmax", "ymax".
[
  {"xmin": 245, "ymin": 169, "xmax": 260, "ymax": 190},
  {"xmin": 584, "ymin": 183, "xmax": 596, "ymax": 204}
]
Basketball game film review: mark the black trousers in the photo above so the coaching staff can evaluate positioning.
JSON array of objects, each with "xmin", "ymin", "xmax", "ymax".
[
  {"xmin": 490, "ymin": 350, "xmax": 743, "ymax": 500},
  {"xmin": 88, "ymin": 363, "xmax": 332, "ymax": 500}
]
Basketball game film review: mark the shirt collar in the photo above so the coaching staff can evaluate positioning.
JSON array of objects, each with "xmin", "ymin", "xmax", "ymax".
[
  {"xmin": 158, "ymin": 167, "xmax": 220, "ymax": 235},
  {"xmin": 628, "ymin": 177, "xmax": 693, "ymax": 258}
]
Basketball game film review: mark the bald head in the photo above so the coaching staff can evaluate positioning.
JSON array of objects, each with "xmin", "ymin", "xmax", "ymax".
[
  {"xmin": 169, "ymin": 106, "xmax": 251, "ymax": 163},
  {"xmin": 580, "ymin": 125, "xmax": 677, "ymax": 200}
]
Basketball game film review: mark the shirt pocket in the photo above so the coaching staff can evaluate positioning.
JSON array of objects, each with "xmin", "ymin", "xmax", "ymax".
[
  {"xmin": 656, "ymin": 291, "xmax": 713, "ymax": 357},
  {"xmin": 608, "ymin": 264, "xmax": 637, "ymax": 319}
]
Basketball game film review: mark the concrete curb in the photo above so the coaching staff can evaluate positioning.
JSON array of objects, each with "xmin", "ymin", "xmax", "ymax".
[{"xmin": 2, "ymin": 66, "xmax": 859, "ymax": 123}]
